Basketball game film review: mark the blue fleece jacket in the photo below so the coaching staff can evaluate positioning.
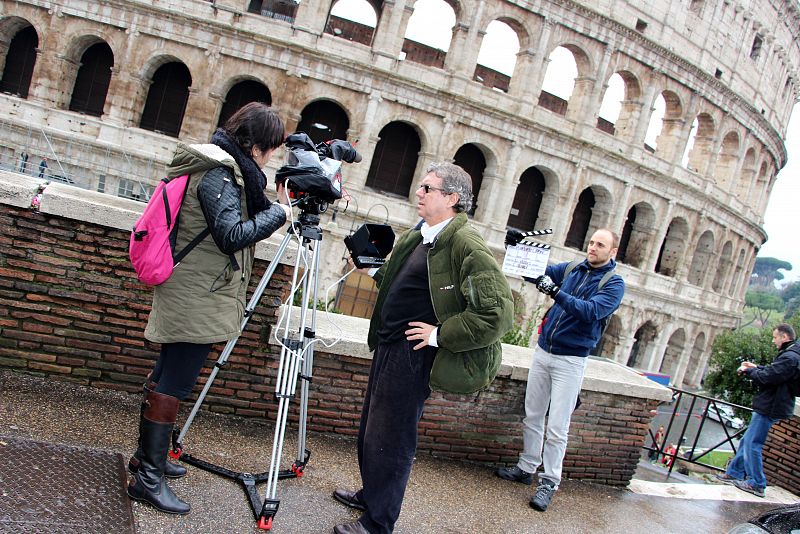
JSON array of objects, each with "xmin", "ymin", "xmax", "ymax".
[{"xmin": 536, "ymin": 258, "xmax": 625, "ymax": 357}]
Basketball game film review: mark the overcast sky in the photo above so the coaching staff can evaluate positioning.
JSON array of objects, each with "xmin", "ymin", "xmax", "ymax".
[{"xmin": 759, "ymin": 103, "xmax": 799, "ymax": 284}]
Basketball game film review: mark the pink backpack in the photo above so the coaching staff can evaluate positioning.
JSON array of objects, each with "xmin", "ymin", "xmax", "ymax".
[{"xmin": 129, "ymin": 174, "xmax": 209, "ymax": 285}]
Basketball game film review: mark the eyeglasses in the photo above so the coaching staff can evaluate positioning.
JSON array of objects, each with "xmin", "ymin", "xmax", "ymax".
[{"xmin": 418, "ymin": 184, "xmax": 447, "ymax": 194}]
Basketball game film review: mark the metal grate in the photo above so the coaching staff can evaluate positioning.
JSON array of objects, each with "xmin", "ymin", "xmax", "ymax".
[{"xmin": 0, "ymin": 436, "xmax": 135, "ymax": 534}]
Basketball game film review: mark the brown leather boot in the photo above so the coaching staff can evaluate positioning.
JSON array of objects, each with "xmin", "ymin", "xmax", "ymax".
[
  {"xmin": 129, "ymin": 381, "xmax": 187, "ymax": 479},
  {"xmin": 126, "ymin": 391, "xmax": 191, "ymax": 515}
]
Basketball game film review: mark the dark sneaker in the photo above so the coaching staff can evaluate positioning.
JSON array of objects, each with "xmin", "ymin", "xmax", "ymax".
[
  {"xmin": 714, "ymin": 472, "xmax": 739, "ymax": 485},
  {"xmin": 733, "ymin": 479, "xmax": 765, "ymax": 498},
  {"xmin": 332, "ymin": 488, "xmax": 367, "ymax": 511},
  {"xmin": 495, "ymin": 465, "xmax": 534, "ymax": 485},
  {"xmin": 530, "ymin": 480, "xmax": 557, "ymax": 512}
]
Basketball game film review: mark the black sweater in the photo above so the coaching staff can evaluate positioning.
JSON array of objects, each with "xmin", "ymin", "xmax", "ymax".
[{"xmin": 746, "ymin": 341, "xmax": 800, "ymax": 420}]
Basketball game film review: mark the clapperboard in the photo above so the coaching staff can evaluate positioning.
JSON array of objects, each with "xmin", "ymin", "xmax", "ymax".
[{"xmin": 502, "ymin": 229, "xmax": 552, "ymax": 279}]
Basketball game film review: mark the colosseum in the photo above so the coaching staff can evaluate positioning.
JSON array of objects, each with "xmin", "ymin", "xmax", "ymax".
[{"xmin": 0, "ymin": 0, "xmax": 798, "ymax": 388}]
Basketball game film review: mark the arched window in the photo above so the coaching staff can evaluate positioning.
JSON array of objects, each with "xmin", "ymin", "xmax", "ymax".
[
  {"xmin": 538, "ymin": 46, "xmax": 577, "ymax": 115},
  {"xmin": 564, "ymin": 188, "xmax": 595, "ymax": 250},
  {"xmin": 365, "ymin": 122, "xmax": 421, "ymax": 196},
  {"xmin": 326, "ymin": 0, "xmax": 379, "ymax": 46},
  {"xmin": 655, "ymin": 218, "xmax": 689, "ymax": 277},
  {"xmin": 296, "ymin": 100, "xmax": 350, "ymax": 144},
  {"xmin": 0, "ymin": 25, "xmax": 38, "ymax": 97},
  {"xmin": 597, "ymin": 72, "xmax": 624, "ymax": 134},
  {"xmin": 507, "ymin": 166, "xmax": 545, "ymax": 231},
  {"xmin": 452, "ymin": 144, "xmax": 485, "ymax": 215},
  {"xmin": 628, "ymin": 321, "xmax": 657, "ymax": 368},
  {"xmin": 69, "ymin": 42, "xmax": 114, "ymax": 117},
  {"xmin": 402, "ymin": 0, "xmax": 454, "ymax": 69},
  {"xmin": 617, "ymin": 202, "xmax": 654, "ymax": 269},
  {"xmin": 684, "ymin": 113, "xmax": 715, "ymax": 175},
  {"xmin": 473, "ymin": 20, "xmax": 519, "ymax": 92},
  {"xmin": 713, "ymin": 241, "xmax": 734, "ymax": 293},
  {"xmin": 660, "ymin": 329, "xmax": 686, "ymax": 378},
  {"xmin": 140, "ymin": 62, "xmax": 192, "ymax": 137},
  {"xmin": 217, "ymin": 80, "xmax": 271, "ymax": 127}
]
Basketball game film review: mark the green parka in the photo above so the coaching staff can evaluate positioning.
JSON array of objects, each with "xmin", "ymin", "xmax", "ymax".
[
  {"xmin": 367, "ymin": 213, "xmax": 514, "ymax": 394},
  {"xmin": 144, "ymin": 143, "xmax": 285, "ymax": 344}
]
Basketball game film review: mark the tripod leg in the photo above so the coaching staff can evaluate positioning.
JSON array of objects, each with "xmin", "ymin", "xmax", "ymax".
[{"xmin": 173, "ymin": 229, "xmax": 297, "ymax": 450}]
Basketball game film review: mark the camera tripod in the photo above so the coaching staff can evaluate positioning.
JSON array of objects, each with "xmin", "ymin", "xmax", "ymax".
[{"xmin": 170, "ymin": 206, "xmax": 327, "ymax": 531}]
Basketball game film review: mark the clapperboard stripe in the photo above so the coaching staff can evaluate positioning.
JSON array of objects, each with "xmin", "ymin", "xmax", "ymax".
[
  {"xmin": 520, "ymin": 241, "xmax": 551, "ymax": 249},
  {"xmin": 520, "ymin": 228, "xmax": 553, "ymax": 237}
]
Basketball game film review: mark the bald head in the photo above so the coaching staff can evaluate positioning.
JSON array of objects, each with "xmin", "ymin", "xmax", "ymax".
[{"xmin": 586, "ymin": 229, "xmax": 618, "ymax": 268}]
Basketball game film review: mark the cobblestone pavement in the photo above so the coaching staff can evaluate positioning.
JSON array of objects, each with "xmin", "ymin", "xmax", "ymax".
[{"xmin": 0, "ymin": 370, "xmax": 781, "ymax": 534}]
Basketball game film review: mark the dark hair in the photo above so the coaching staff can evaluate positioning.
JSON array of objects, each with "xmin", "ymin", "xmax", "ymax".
[
  {"xmin": 222, "ymin": 102, "xmax": 285, "ymax": 154},
  {"xmin": 426, "ymin": 161, "xmax": 473, "ymax": 213},
  {"xmin": 774, "ymin": 323, "xmax": 796, "ymax": 340}
]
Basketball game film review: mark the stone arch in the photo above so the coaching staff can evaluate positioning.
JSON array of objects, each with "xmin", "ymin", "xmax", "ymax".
[
  {"xmin": 216, "ymin": 79, "xmax": 272, "ymax": 128},
  {"xmin": 592, "ymin": 314, "xmax": 623, "ymax": 359},
  {"xmin": 296, "ymin": 99, "xmax": 351, "ymax": 144},
  {"xmin": 659, "ymin": 328, "xmax": 686, "ymax": 378},
  {"xmin": 617, "ymin": 201, "xmax": 656, "ymax": 269},
  {"xmin": 713, "ymin": 240, "xmax": 734, "ymax": 293},
  {"xmin": 714, "ymin": 130, "xmax": 740, "ymax": 192},
  {"xmin": 687, "ymin": 229, "xmax": 715, "ymax": 286},
  {"xmin": 655, "ymin": 217, "xmax": 689, "ymax": 278},
  {"xmin": 735, "ymin": 147, "xmax": 757, "ymax": 201},
  {"xmin": 473, "ymin": 19, "xmax": 521, "ymax": 92},
  {"xmin": 507, "ymin": 165, "xmax": 560, "ymax": 232},
  {"xmin": 0, "ymin": 19, "xmax": 38, "ymax": 98},
  {"xmin": 247, "ymin": 0, "xmax": 299, "ymax": 22},
  {"xmin": 139, "ymin": 59, "xmax": 192, "ymax": 137},
  {"xmin": 402, "ymin": 0, "xmax": 457, "ymax": 68},
  {"xmin": 326, "ymin": 0, "xmax": 381, "ymax": 46},
  {"xmin": 728, "ymin": 248, "xmax": 746, "ymax": 297},
  {"xmin": 68, "ymin": 39, "xmax": 114, "ymax": 117},
  {"xmin": 627, "ymin": 320, "xmax": 658, "ymax": 368},
  {"xmin": 644, "ymin": 90, "xmax": 683, "ymax": 159},
  {"xmin": 754, "ymin": 160, "xmax": 770, "ymax": 211},
  {"xmin": 685, "ymin": 112, "xmax": 715, "ymax": 175},
  {"xmin": 684, "ymin": 332, "xmax": 707, "ymax": 387},
  {"xmin": 596, "ymin": 72, "xmax": 624, "ymax": 135},
  {"xmin": 538, "ymin": 44, "xmax": 591, "ymax": 116},
  {"xmin": 453, "ymin": 143, "xmax": 488, "ymax": 215},
  {"xmin": 364, "ymin": 120, "xmax": 422, "ymax": 197},
  {"xmin": 564, "ymin": 184, "xmax": 613, "ymax": 250}
]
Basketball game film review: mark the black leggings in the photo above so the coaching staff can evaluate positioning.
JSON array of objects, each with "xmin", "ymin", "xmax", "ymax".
[{"xmin": 150, "ymin": 342, "xmax": 212, "ymax": 400}]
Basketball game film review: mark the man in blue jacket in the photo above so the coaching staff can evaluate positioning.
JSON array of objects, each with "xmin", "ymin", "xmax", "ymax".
[
  {"xmin": 715, "ymin": 323, "xmax": 800, "ymax": 497},
  {"xmin": 496, "ymin": 228, "xmax": 625, "ymax": 512}
]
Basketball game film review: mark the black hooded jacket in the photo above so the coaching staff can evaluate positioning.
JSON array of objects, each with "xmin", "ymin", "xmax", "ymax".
[{"xmin": 745, "ymin": 340, "xmax": 800, "ymax": 420}]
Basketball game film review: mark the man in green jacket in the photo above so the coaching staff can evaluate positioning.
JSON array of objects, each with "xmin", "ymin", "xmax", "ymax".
[{"xmin": 332, "ymin": 162, "xmax": 514, "ymax": 534}]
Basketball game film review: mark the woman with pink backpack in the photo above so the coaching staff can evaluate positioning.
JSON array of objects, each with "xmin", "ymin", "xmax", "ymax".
[{"xmin": 126, "ymin": 102, "xmax": 291, "ymax": 515}]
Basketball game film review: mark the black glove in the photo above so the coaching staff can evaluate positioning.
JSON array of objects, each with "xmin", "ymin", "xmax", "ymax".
[
  {"xmin": 536, "ymin": 275, "xmax": 560, "ymax": 298},
  {"xmin": 505, "ymin": 228, "xmax": 525, "ymax": 248}
]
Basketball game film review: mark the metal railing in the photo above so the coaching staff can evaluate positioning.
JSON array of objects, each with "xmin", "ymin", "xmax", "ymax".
[{"xmin": 644, "ymin": 386, "xmax": 751, "ymax": 478}]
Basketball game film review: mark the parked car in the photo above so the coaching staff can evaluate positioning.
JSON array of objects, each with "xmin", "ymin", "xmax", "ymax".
[
  {"xmin": 727, "ymin": 503, "xmax": 800, "ymax": 533},
  {"xmin": 705, "ymin": 404, "xmax": 745, "ymax": 429}
]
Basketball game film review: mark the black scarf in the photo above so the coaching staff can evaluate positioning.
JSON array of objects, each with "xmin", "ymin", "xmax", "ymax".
[{"xmin": 211, "ymin": 129, "xmax": 270, "ymax": 217}]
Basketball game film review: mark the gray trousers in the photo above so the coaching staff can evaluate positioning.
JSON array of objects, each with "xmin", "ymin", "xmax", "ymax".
[{"xmin": 518, "ymin": 345, "xmax": 588, "ymax": 487}]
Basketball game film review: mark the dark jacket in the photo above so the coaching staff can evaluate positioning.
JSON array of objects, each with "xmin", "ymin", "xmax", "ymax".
[
  {"xmin": 537, "ymin": 258, "xmax": 625, "ymax": 356},
  {"xmin": 745, "ymin": 341, "xmax": 800, "ymax": 420},
  {"xmin": 368, "ymin": 213, "xmax": 514, "ymax": 393},
  {"xmin": 145, "ymin": 143, "xmax": 286, "ymax": 344}
]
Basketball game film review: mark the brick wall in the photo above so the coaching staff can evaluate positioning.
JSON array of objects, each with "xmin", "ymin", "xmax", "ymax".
[
  {"xmin": 1, "ymin": 202, "xmax": 657, "ymax": 486},
  {"xmin": 763, "ymin": 415, "xmax": 800, "ymax": 494}
]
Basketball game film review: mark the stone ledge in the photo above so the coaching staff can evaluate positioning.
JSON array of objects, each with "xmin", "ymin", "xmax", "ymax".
[
  {"xmin": 0, "ymin": 170, "xmax": 293, "ymax": 266},
  {"xmin": 272, "ymin": 305, "xmax": 674, "ymax": 402}
]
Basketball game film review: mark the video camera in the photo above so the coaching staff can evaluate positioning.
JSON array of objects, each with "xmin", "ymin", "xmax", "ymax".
[{"xmin": 275, "ymin": 132, "xmax": 361, "ymax": 214}]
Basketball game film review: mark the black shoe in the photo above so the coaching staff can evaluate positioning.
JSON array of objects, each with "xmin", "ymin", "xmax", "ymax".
[
  {"xmin": 495, "ymin": 465, "xmax": 533, "ymax": 485},
  {"xmin": 333, "ymin": 521, "xmax": 370, "ymax": 534},
  {"xmin": 333, "ymin": 488, "xmax": 367, "ymax": 511},
  {"xmin": 530, "ymin": 480, "xmax": 557, "ymax": 512}
]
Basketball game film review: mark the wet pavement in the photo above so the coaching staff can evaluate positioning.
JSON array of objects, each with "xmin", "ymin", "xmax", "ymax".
[{"xmin": 0, "ymin": 369, "xmax": 791, "ymax": 534}]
